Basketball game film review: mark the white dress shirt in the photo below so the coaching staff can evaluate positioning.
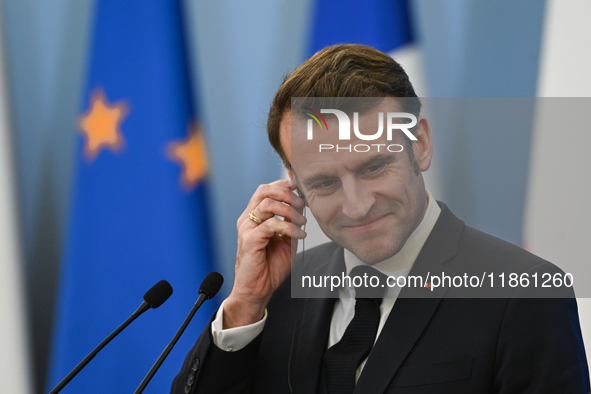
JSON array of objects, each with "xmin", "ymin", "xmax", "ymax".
[{"xmin": 211, "ymin": 189, "xmax": 441, "ymax": 379}]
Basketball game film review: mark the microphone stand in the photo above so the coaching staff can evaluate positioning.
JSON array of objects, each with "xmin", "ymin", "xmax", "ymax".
[
  {"xmin": 49, "ymin": 301, "xmax": 150, "ymax": 394},
  {"xmin": 133, "ymin": 293, "xmax": 207, "ymax": 394}
]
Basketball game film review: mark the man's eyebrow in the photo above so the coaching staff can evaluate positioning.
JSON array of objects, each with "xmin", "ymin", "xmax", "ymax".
[{"xmin": 300, "ymin": 153, "xmax": 396, "ymax": 189}]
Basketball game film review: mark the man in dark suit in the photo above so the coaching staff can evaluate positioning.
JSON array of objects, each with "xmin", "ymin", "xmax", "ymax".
[{"xmin": 171, "ymin": 44, "xmax": 589, "ymax": 393}]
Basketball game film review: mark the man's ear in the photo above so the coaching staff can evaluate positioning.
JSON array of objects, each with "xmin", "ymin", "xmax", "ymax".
[
  {"xmin": 412, "ymin": 116, "xmax": 433, "ymax": 172},
  {"xmin": 288, "ymin": 170, "xmax": 308, "ymax": 206}
]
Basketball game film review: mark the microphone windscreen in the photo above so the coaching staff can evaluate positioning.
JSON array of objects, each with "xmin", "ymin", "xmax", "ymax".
[
  {"xmin": 199, "ymin": 272, "xmax": 224, "ymax": 300},
  {"xmin": 143, "ymin": 280, "xmax": 173, "ymax": 309}
]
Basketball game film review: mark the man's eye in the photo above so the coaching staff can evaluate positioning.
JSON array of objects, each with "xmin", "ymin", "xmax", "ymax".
[
  {"xmin": 365, "ymin": 163, "xmax": 386, "ymax": 174},
  {"xmin": 311, "ymin": 179, "xmax": 339, "ymax": 196},
  {"xmin": 317, "ymin": 180, "xmax": 334, "ymax": 188}
]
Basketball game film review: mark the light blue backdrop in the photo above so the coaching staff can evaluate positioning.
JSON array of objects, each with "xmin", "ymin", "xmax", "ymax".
[{"xmin": 413, "ymin": 0, "xmax": 545, "ymax": 243}]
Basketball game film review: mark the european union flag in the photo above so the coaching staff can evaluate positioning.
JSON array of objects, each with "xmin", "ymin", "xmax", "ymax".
[
  {"xmin": 47, "ymin": 1, "xmax": 218, "ymax": 393},
  {"xmin": 308, "ymin": 0, "xmax": 414, "ymax": 55}
]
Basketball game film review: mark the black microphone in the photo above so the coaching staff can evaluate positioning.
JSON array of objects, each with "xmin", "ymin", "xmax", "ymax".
[
  {"xmin": 48, "ymin": 280, "xmax": 173, "ymax": 394},
  {"xmin": 134, "ymin": 272, "xmax": 224, "ymax": 394}
]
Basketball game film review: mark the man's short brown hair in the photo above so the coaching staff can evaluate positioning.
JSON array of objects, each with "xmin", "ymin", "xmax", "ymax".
[{"xmin": 267, "ymin": 43, "xmax": 421, "ymax": 169}]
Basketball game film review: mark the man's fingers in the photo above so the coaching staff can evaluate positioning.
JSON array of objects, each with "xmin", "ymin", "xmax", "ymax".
[
  {"xmin": 247, "ymin": 180, "xmax": 305, "ymax": 212},
  {"xmin": 250, "ymin": 198, "xmax": 307, "ymax": 226},
  {"xmin": 237, "ymin": 180, "xmax": 305, "ymax": 229},
  {"xmin": 255, "ymin": 217, "xmax": 307, "ymax": 240}
]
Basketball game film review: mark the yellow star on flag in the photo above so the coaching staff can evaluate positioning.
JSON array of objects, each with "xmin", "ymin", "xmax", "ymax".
[
  {"xmin": 167, "ymin": 124, "xmax": 209, "ymax": 190},
  {"xmin": 78, "ymin": 89, "xmax": 128, "ymax": 160}
]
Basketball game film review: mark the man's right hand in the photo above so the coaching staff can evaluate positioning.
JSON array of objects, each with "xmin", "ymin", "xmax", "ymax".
[{"xmin": 223, "ymin": 179, "xmax": 307, "ymax": 329}]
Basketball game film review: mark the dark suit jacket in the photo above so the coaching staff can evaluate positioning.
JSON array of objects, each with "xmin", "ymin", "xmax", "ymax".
[{"xmin": 171, "ymin": 203, "xmax": 590, "ymax": 393}]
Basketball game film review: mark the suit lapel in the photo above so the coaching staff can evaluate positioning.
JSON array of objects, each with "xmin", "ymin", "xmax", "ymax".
[
  {"xmin": 288, "ymin": 297, "xmax": 334, "ymax": 393},
  {"xmin": 354, "ymin": 203, "xmax": 465, "ymax": 394},
  {"xmin": 289, "ymin": 246, "xmax": 345, "ymax": 393}
]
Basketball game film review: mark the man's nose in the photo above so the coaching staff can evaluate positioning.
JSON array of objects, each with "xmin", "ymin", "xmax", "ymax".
[{"xmin": 340, "ymin": 180, "xmax": 375, "ymax": 220}]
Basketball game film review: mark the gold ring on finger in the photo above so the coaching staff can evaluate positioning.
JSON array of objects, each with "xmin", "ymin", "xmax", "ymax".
[{"xmin": 249, "ymin": 211, "xmax": 263, "ymax": 224}]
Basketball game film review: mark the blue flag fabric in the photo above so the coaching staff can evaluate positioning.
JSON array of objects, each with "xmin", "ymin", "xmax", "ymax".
[
  {"xmin": 309, "ymin": 0, "xmax": 414, "ymax": 55},
  {"xmin": 47, "ymin": 1, "xmax": 218, "ymax": 393}
]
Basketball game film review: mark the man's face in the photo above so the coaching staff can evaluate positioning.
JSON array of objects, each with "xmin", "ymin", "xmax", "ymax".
[{"xmin": 280, "ymin": 100, "xmax": 433, "ymax": 264}]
